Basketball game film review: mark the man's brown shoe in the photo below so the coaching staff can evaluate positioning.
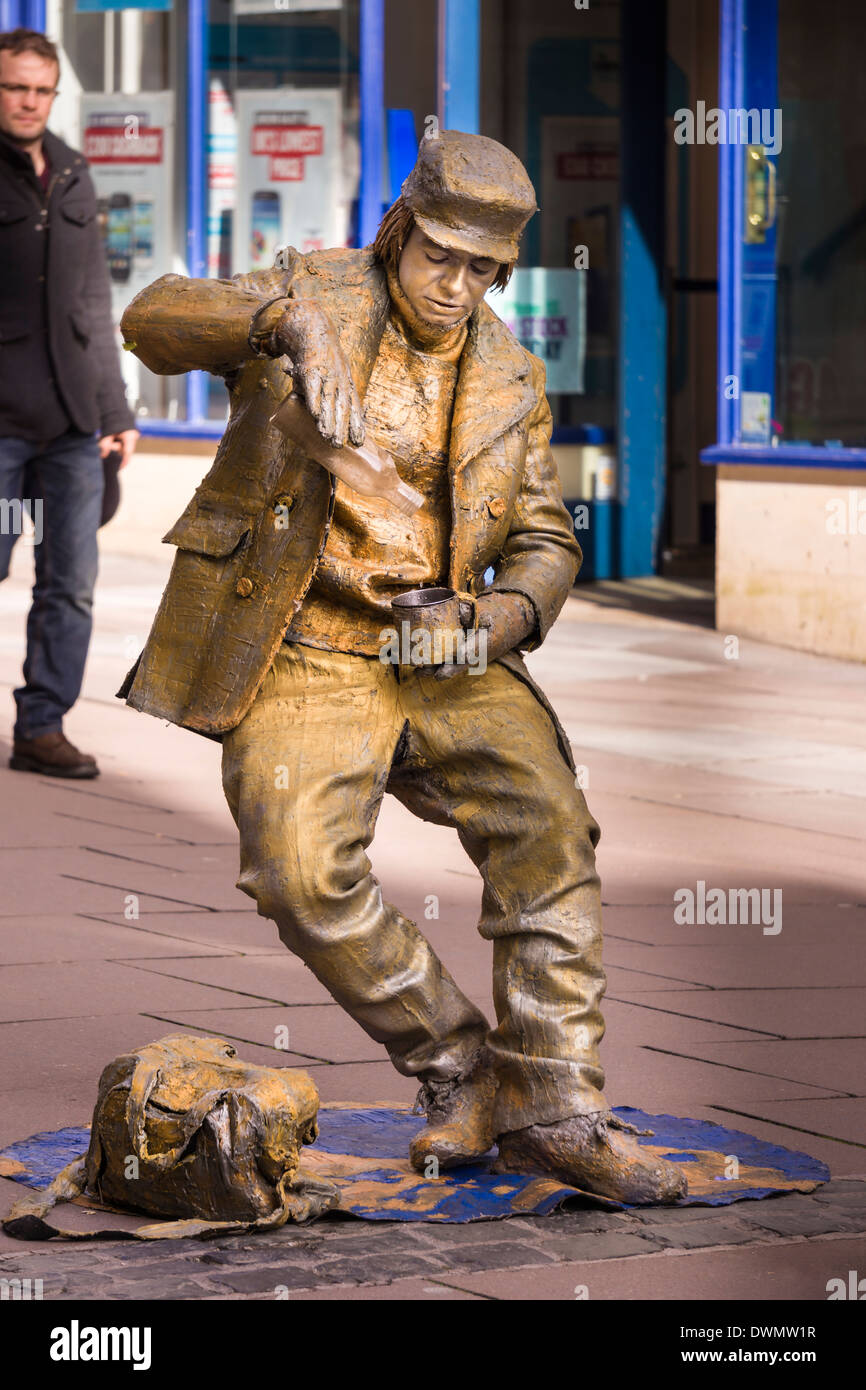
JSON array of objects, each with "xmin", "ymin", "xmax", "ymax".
[
  {"xmin": 409, "ymin": 1051, "xmax": 498, "ymax": 1173},
  {"xmin": 10, "ymin": 730, "xmax": 99, "ymax": 779},
  {"xmin": 493, "ymin": 1110, "xmax": 688, "ymax": 1206}
]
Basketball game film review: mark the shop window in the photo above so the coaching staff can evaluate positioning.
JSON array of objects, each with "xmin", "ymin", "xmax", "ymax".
[
  {"xmin": 205, "ymin": 0, "xmax": 361, "ymax": 417},
  {"xmin": 773, "ymin": 0, "xmax": 866, "ymax": 447},
  {"xmin": 46, "ymin": 0, "xmax": 360, "ymax": 430},
  {"xmin": 480, "ymin": 0, "xmax": 621, "ymax": 550},
  {"xmin": 49, "ymin": 1, "xmax": 181, "ymax": 424},
  {"xmin": 713, "ymin": 0, "xmax": 866, "ymax": 462}
]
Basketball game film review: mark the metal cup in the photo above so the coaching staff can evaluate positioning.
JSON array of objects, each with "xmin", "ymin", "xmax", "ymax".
[{"xmin": 390, "ymin": 586, "xmax": 476, "ymax": 668}]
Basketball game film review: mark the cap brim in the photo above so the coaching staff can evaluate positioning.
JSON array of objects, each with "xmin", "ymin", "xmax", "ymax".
[{"xmin": 413, "ymin": 213, "xmax": 518, "ymax": 265}]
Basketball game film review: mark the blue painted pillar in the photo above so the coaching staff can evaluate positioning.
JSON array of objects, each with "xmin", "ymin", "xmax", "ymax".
[
  {"xmin": 186, "ymin": 0, "xmax": 208, "ymax": 423},
  {"xmin": 617, "ymin": 0, "xmax": 667, "ymax": 577},
  {"xmin": 21, "ymin": 0, "xmax": 45, "ymax": 30},
  {"xmin": 717, "ymin": 0, "xmax": 744, "ymax": 446},
  {"xmin": 1, "ymin": 0, "xmax": 46, "ymax": 29},
  {"xmin": 359, "ymin": 0, "xmax": 385, "ymax": 247},
  {"xmin": 439, "ymin": 0, "xmax": 480, "ymax": 133}
]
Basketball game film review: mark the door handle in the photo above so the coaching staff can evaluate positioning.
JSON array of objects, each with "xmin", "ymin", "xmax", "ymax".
[{"xmin": 745, "ymin": 145, "xmax": 778, "ymax": 243}]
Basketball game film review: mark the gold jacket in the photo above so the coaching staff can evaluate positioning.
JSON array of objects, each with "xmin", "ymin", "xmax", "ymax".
[{"xmin": 117, "ymin": 247, "xmax": 582, "ymax": 762}]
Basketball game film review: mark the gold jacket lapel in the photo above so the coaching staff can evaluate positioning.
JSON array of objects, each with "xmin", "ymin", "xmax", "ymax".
[
  {"xmin": 448, "ymin": 302, "xmax": 538, "ymax": 590},
  {"xmin": 449, "ymin": 302, "xmax": 537, "ymax": 473}
]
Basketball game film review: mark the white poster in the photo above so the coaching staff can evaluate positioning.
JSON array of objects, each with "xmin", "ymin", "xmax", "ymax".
[
  {"xmin": 80, "ymin": 92, "xmax": 174, "ymax": 414},
  {"xmin": 207, "ymin": 78, "xmax": 238, "ymax": 279},
  {"xmin": 233, "ymin": 0, "xmax": 340, "ymax": 13},
  {"xmin": 540, "ymin": 115, "xmax": 618, "ymax": 394},
  {"xmin": 234, "ymin": 89, "xmax": 341, "ymax": 274},
  {"xmin": 489, "ymin": 269, "xmax": 586, "ymax": 395}
]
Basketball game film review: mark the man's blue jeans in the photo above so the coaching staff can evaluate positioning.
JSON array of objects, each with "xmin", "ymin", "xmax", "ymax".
[{"xmin": 0, "ymin": 430, "xmax": 103, "ymax": 740}]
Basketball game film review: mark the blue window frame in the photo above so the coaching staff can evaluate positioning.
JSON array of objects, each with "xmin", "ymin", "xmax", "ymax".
[{"xmin": 704, "ymin": 0, "xmax": 866, "ymax": 469}]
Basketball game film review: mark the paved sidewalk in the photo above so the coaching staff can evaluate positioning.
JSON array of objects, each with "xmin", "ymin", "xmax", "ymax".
[{"xmin": 0, "ymin": 541, "xmax": 864, "ymax": 1300}]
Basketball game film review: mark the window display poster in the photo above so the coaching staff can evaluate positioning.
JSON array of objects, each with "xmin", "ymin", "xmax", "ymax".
[
  {"xmin": 208, "ymin": 78, "xmax": 238, "ymax": 279},
  {"xmin": 488, "ymin": 269, "xmax": 585, "ymax": 395},
  {"xmin": 234, "ymin": 89, "xmax": 341, "ymax": 275},
  {"xmin": 540, "ymin": 115, "xmax": 617, "ymax": 399},
  {"xmin": 233, "ymin": 0, "xmax": 339, "ymax": 11},
  {"xmin": 80, "ymin": 92, "xmax": 174, "ymax": 413}
]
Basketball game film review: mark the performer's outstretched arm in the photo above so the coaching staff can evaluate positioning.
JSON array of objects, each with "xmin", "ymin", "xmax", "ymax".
[
  {"xmin": 121, "ymin": 255, "xmax": 362, "ymax": 448},
  {"xmin": 119, "ymin": 256, "xmax": 302, "ymax": 377}
]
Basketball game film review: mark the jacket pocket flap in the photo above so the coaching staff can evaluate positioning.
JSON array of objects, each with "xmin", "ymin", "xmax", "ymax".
[
  {"xmin": 0, "ymin": 200, "xmax": 31, "ymax": 226},
  {"xmin": 69, "ymin": 309, "xmax": 90, "ymax": 344},
  {"xmin": 0, "ymin": 318, "xmax": 31, "ymax": 344},
  {"xmin": 60, "ymin": 200, "xmax": 96, "ymax": 226},
  {"xmin": 162, "ymin": 509, "xmax": 252, "ymax": 557}
]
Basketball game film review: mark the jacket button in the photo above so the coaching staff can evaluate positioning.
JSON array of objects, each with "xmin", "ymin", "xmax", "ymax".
[
  {"xmin": 235, "ymin": 577, "xmax": 254, "ymax": 598},
  {"xmin": 487, "ymin": 497, "xmax": 506, "ymax": 518}
]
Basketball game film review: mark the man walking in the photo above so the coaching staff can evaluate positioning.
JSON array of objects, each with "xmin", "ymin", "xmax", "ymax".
[{"xmin": 0, "ymin": 27, "xmax": 137, "ymax": 778}]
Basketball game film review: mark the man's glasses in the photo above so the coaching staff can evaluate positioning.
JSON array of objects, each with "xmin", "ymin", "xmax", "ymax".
[{"xmin": 0, "ymin": 83, "xmax": 59, "ymax": 99}]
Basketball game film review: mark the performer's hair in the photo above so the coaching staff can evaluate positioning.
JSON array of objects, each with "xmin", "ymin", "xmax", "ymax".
[{"xmin": 373, "ymin": 195, "xmax": 513, "ymax": 293}]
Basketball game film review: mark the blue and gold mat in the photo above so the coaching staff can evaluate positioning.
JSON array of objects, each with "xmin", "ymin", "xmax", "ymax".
[{"xmin": 0, "ymin": 1104, "xmax": 828, "ymax": 1223}]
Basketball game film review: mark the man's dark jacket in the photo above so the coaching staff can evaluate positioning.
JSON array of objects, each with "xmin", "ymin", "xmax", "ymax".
[{"xmin": 0, "ymin": 127, "xmax": 133, "ymax": 440}]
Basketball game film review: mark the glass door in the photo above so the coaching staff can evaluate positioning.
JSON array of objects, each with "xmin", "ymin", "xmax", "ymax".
[
  {"xmin": 773, "ymin": 0, "xmax": 866, "ymax": 448},
  {"xmin": 738, "ymin": 0, "xmax": 779, "ymax": 445},
  {"xmin": 713, "ymin": 0, "xmax": 866, "ymax": 461}
]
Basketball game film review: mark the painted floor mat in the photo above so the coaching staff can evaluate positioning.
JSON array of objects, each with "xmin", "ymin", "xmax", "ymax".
[{"xmin": 0, "ymin": 1104, "xmax": 829, "ymax": 1224}]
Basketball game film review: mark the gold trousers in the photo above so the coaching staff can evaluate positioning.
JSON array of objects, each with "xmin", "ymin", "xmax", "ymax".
[{"xmin": 221, "ymin": 643, "xmax": 607, "ymax": 1134}]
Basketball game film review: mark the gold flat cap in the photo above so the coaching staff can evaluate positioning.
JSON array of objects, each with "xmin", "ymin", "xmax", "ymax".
[{"xmin": 401, "ymin": 129, "xmax": 538, "ymax": 264}]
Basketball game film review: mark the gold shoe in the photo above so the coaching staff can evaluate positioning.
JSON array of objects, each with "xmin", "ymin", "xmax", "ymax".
[
  {"xmin": 493, "ymin": 1110, "xmax": 688, "ymax": 1206},
  {"xmin": 409, "ymin": 1052, "xmax": 498, "ymax": 1173}
]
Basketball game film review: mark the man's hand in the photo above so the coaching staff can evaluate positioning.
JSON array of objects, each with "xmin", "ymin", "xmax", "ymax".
[
  {"xmin": 269, "ymin": 300, "xmax": 364, "ymax": 449},
  {"xmin": 434, "ymin": 591, "xmax": 536, "ymax": 680},
  {"xmin": 99, "ymin": 429, "xmax": 139, "ymax": 470}
]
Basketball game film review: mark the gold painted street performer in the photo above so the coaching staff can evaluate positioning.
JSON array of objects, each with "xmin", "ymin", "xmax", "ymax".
[{"xmin": 118, "ymin": 131, "xmax": 686, "ymax": 1205}]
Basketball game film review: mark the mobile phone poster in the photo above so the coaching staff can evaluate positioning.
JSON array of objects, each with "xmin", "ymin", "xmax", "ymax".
[
  {"xmin": 79, "ymin": 95, "xmax": 174, "ymax": 414},
  {"xmin": 80, "ymin": 92, "xmax": 175, "ymax": 416},
  {"xmin": 233, "ymin": 89, "xmax": 343, "ymax": 274}
]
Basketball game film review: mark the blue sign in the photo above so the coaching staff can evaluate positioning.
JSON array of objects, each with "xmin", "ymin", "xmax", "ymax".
[{"xmin": 76, "ymin": 0, "xmax": 172, "ymax": 12}]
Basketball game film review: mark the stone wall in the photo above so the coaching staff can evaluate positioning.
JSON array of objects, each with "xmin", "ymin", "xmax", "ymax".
[{"xmin": 716, "ymin": 465, "xmax": 866, "ymax": 663}]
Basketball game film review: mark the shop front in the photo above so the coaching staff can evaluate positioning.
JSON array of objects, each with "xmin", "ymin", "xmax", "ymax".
[
  {"xmin": 7, "ymin": 0, "xmax": 662, "ymax": 576},
  {"xmin": 705, "ymin": 0, "xmax": 866, "ymax": 660},
  {"xmin": 5, "ymin": 0, "xmax": 643, "ymax": 569},
  {"xmin": 9, "ymin": 0, "xmax": 864, "ymax": 651}
]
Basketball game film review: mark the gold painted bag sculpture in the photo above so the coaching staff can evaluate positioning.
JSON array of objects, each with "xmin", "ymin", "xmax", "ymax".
[{"xmin": 3, "ymin": 1034, "xmax": 338, "ymax": 1241}]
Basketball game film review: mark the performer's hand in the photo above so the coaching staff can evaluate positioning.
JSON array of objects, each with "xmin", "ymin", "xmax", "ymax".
[
  {"xmin": 270, "ymin": 300, "xmax": 365, "ymax": 449},
  {"xmin": 434, "ymin": 591, "xmax": 536, "ymax": 680}
]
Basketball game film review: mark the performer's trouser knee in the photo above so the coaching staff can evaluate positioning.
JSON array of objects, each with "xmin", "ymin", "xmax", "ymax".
[{"xmin": 221, "ymin": 642, "xmax": 607, "ymax": 1133}]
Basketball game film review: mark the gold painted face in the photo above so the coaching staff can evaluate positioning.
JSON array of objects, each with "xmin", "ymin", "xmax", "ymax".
[{"xmin": 397, "ymin": 226, "xmax": 499, "ymax": 328}]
